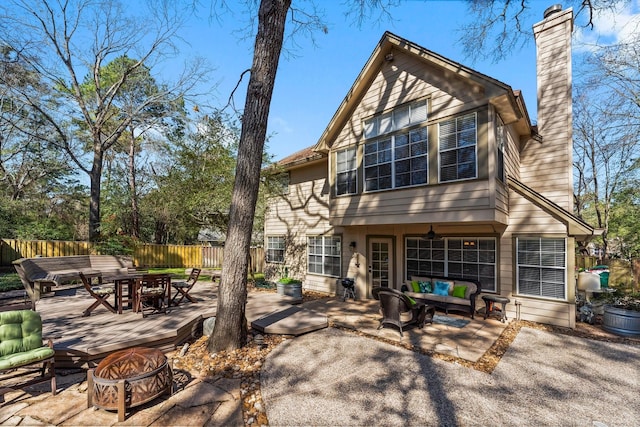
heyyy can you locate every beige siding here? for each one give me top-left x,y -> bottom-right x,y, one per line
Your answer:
332,51 -> 488,153
264,161 -> 337,292
524,9 -> 573,211
332,181 -> 498,226
497,185 -> 576,327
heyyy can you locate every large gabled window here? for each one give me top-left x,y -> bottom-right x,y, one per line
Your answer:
439,112 -> 477,182
516,238 -> 566,300
336,147 -> 357,195
363,100 -> 429,192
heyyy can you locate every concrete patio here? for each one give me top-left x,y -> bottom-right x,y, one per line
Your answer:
0,288 -> 510,425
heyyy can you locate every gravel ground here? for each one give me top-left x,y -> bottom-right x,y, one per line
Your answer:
261,327 -> 640,426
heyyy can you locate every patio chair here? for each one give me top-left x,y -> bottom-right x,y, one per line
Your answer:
136,274 -> 170,317
372,287 -> 426,337
0,310 -> 56,402
79,273 -> 116,317
171,268 -> 201,306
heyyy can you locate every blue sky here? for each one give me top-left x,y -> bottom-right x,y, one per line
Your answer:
174,0 -> 640,161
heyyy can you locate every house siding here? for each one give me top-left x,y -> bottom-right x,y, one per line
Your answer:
264,161 -> 338,293
265,20 -> 587,329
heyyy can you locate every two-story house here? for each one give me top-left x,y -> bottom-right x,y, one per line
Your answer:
264,7 -> 596,328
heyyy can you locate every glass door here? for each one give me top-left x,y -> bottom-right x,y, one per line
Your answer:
368,237 -> 393,296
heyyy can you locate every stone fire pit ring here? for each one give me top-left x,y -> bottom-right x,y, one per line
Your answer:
87,347 -> 173,421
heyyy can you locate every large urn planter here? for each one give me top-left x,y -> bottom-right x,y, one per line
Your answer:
602,305 -> 640,337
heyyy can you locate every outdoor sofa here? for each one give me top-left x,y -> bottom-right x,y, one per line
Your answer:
402,275 -> 482,319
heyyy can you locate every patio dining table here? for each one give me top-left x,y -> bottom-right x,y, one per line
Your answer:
103,273 -> 172,314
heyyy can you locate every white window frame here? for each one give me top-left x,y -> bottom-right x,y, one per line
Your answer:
266,236 -> 285,264
307,235 -> 341,277
364,99 -> 427,139
516,237 -> 567,300
364,127 -> 428,192
438,112 -> 478,183
336,146 -> 357,196
405,236 -> 497,292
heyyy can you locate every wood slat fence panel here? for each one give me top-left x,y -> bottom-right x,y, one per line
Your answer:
1,239 -> 264,271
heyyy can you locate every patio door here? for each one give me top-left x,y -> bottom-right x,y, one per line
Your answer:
368,237 -> 393,296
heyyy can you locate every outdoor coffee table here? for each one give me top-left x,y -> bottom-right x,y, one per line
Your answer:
413,300 -> 435,327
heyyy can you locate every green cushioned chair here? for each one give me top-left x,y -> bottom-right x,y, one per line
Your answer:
0,310 -> 56,401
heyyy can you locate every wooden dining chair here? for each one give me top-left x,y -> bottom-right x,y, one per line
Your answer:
79,273 -> 116,317
171,268 -> 201,306
136,274 -> 170,317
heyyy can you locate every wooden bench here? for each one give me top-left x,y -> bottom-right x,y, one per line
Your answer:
13,255 -> 133,309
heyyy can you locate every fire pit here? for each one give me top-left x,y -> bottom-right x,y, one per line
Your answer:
87,347 -> 173,421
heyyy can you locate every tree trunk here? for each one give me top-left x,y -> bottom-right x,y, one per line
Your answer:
89,147 -> 104,241
128,127 -> 140,238
208,0 -> 291,352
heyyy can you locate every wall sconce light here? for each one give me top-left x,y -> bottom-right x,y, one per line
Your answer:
349,241 -> 357,252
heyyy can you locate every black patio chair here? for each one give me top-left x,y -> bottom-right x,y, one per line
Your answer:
372,287 -> 427,337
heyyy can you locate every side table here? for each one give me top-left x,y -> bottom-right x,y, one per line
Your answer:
482,295 -> 510,323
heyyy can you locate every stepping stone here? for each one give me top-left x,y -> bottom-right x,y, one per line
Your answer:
251,306 -> 328,336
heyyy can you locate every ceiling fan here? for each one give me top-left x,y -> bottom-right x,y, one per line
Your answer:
422,224 -> 441,240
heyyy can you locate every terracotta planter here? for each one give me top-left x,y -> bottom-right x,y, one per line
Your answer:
602,305 -> 640,337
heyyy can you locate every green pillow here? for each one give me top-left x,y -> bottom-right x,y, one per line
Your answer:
411,280 -> 420,292
452,285 -> 467,298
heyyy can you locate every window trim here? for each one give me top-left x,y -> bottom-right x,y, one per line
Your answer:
265,236 -> 285,264
307,235 -> 342,278
515,237 -> 567,301
335,146 -> 357,196
404,236 -> 497,292
363,126 -> 429,192
438,112 -> 478,183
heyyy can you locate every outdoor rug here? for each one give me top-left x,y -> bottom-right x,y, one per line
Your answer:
432,314 -> 469,328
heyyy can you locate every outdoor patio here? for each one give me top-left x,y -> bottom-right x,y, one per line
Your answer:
8,280 -> 509,368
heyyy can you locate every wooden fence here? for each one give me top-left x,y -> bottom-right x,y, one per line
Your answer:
0,239 -> 264,272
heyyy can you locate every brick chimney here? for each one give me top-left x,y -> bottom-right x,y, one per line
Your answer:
525,5 -> 574,211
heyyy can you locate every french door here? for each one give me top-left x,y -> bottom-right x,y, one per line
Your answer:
368,237 -> 393,297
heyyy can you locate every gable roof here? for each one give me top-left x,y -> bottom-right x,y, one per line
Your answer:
508,177 -> 600,239
314,31 -> 534,153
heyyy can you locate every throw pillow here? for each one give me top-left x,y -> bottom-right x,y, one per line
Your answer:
411,280 -> 420,292
419,281 -> 432,293
434,281 -> 450,296
452,285 -> 467,298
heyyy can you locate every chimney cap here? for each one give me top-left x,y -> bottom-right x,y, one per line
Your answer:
543,4 -> 563,19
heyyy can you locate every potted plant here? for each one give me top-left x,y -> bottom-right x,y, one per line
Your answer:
595,290 -> 640,337
276,267 -> 303,300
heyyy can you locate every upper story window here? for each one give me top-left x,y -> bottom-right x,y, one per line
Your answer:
362,100 -> 429,192
363,99 -> 428,139
336,147 -> 357,195
439,112 -> 477,182
496,117 -> 506,183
